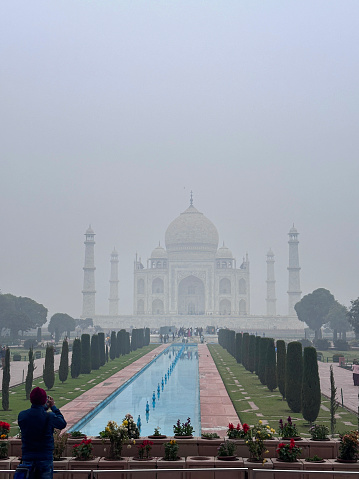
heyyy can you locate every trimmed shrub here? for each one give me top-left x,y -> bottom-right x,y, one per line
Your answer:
110,331 -> 116,360
332,354 -> 342,363
118,329 -> 127,356
43,344 -> 55,390
144,328 -> 150,346
105,344 -> 109,362
235,333 -> 242,364
314,338 -> 330,351
125,332 -> 131,354
248,335 -> 256,373
58,340 -> 69,383
98,332 -> 106,366
299,339 -> 312,348
116,331 -> 122,356
276,340 -> 286,399
255,336 -> 261,375
333,339 -> 350,351
2,348 -> 10,411
258,338 -> 270,385
25,348 -> 35,399
80,334 -> 91,374
265,338 -> 277,391
302,346 -> 321,424
71,338 -> 81,378
286,341 -> 303,413
242,333 -> 250,370
23,339 -> 38,349
91,334 -> 100,370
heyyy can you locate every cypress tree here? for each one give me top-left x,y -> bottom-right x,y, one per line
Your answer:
71,338 -> 81,378
330,365 -> 338,437
258,338 -> 269,385
235,333 -> 242,364
37,327 -> 42,342
286,341 -> 303,413
302,346 -> 321,424
110,331 -> 116,360
80,334 -> 91,374
125,332 -> 131,353
43,344 -> 55,390
91,334 -> 100,370
242,333 -> 250,370
98,332 -> 106,366
25,348 -> 35,399
105,344 -> 109,362
229,330 -> 236,358
265,338 -> 277,391
119,329 -> 127,355
255,336 -> 261,376
277,340 -> 286,400
248,335 -> 256,373
145,328 -> 150,346
59,340 -> 69,383
2,348 -> 10,411
116,331 -> 121,357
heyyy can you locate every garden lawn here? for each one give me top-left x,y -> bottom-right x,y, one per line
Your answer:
209,344 -> 358,438
0,344 -> 159,436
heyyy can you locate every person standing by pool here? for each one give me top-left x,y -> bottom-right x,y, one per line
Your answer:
352,361 -> 359,386
18,387 -> 67,479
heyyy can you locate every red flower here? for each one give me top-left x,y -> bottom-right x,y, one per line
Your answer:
242,423 -> 250,434
228,423 -> 234,430
236,424 -> 240,430
276,443 -> 285,453
289,439 -> 295,450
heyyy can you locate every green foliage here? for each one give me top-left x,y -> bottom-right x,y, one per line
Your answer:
71,338 -> 82,378
91,334 -> 100,370
98,332 -> 106,366
235,333 -> 242,364
131,329 -> 145,352
116,331 -> 121,357
110,331 -> 116,360
254,336 -> 261,375
144,328 -> 150,346
276,340 -> 286,399
43,344 -> 55,390
295,288 -> 335,339
286,341 -> 303,413
125,332 -> 131,354
59,340 -> 69,383
242,333 -> 250,370
23,339 -> 37,349
258,337 -> 269,385
0,294 -> 47,338
265,338 -> 277,391
25,348 -> 35,399
333,339 -> 350,351
347,297 -> 359,339
2,348 -> 10,410
302,347 -> 321,424
313,338 -> 330,350
81,334 -> 91,374
327,301 -> 351,339
248,335 -> 256,373
48,313 -> 75,342
37,327 -> 42,342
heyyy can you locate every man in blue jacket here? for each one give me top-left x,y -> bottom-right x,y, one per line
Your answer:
18,387 -> 67,479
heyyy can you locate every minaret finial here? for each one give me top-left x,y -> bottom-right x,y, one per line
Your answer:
190,190 -> 193,206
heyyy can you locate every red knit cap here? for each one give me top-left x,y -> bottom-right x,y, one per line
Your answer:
30,387 -> 47,405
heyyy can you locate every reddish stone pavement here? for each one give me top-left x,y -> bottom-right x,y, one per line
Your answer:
60,342 -> 240,435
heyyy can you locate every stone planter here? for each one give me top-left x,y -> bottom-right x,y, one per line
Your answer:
271,458 -> 303,479
276,438 -> 309,459
89,438 -> 109,458
186,456 -> 215,479
308,439 -> 338,459
329,458 -> 359,479
231,440 -> 247,458
157,456 -> 186,479
143,437 -> 167,458
8,439 -> 22,458
198,438 -> 223,456
169,437 -> 198,458
53,457 -> 70,479
243,457 -> 273,479
302,458 -> 333,479
127,456 -> 157,479
0,457 -> 16,479
214,456 -> 245,479
264,439 -> 280,458
68,457 -> 99,479
98,456 -> 128,479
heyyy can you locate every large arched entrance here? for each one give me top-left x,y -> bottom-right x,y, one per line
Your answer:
178,275 -> 205,315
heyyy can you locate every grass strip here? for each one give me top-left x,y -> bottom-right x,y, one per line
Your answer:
1,344 -> 159,435
208,344 -> 358,437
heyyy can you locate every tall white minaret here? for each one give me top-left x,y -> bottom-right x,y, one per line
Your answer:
287,225 -> 302,316
109,248 -> 119,316
82,225 -> 96,318
266,248 -> 276,316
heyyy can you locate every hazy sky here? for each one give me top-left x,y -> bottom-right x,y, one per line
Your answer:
1,1 -> 359,321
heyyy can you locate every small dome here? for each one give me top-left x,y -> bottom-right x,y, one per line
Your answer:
151,245 -> 168,258
289,225 -> 298,234
216,244 -> 233,258
267,248 -> 274,256
85,225 -> 95,235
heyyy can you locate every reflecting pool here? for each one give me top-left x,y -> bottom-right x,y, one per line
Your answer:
74,344 -> 200,437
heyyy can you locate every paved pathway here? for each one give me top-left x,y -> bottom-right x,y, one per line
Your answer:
318,361 -> 359,415
0,354 -> 64,387
198,343 -> 239,435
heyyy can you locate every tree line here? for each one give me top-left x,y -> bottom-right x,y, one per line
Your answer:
218,329 -> 321,424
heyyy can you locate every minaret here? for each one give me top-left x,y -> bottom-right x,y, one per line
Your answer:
266,248 -> 276,316
109,248 -> 119,316
287,225 -> 302,316
82,225 -> 96,318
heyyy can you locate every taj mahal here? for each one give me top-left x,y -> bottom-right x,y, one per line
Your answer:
82,196 -> 304,333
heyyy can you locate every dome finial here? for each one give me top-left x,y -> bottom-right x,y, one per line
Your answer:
190,190 -> 193,206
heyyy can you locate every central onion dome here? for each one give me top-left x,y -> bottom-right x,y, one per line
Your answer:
165,204 -> 219,254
